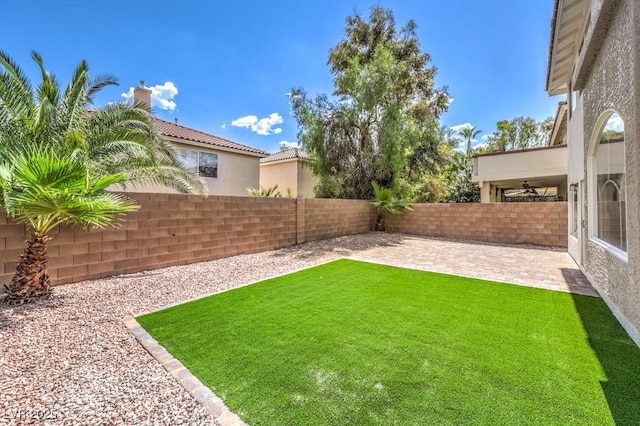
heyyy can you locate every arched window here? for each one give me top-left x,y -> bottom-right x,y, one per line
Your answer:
589,112 -> 626,252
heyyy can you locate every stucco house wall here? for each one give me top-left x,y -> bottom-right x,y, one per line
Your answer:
296,162 -> 316,198
120,140 -> 262,196
259,149 -> 318,198
260,160 -> 298,196
578,0 -> 640,340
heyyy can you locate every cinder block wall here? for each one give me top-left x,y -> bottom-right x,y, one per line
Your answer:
1,196 -> 566,288
384,202 -> 567,248
1,194 -> 298,286
300,198 -> 375,243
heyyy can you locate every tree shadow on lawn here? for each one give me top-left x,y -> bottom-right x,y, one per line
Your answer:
269,232 -> 409,260
570,288 -> 640,425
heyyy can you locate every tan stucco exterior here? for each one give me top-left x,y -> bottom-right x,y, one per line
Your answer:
550,0 -> 640,345
473,145 -> 568,203
259,158 -> 316,198
115,140 -> 262,196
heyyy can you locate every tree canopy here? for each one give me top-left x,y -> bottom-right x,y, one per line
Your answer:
290,6 -> 449,199
480,116 -> 554,153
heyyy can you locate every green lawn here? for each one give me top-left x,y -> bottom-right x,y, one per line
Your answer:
137,259 -> 640,425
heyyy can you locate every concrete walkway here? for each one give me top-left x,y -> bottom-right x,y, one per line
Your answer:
345,234 -> 597,297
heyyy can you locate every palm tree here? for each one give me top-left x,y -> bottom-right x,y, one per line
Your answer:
458,125 -> 481,153
0,51 -> 206,194
371,182 -> 412,231
0,147 -> 138,302
0,51 -> 206,303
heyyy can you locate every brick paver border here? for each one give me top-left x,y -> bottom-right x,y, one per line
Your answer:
124,317 -> 247,426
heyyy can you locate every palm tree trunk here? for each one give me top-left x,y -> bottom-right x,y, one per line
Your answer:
375,212 -> 385,231
3,235 -> 51,304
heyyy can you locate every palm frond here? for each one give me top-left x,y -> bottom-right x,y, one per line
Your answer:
1,146 -> 137,234
86,73 -> 119,101
31,51 -> 60,107
0,50 -> 34,115
371,181 -> 412,214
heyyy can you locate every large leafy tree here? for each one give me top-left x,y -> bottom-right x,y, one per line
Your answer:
0,51 -> 205,303
290,7 -> 449,199
442,152 -> 480,203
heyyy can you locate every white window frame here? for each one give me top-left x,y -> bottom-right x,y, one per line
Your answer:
176,148 -> 218,179
586,110 -> 627,260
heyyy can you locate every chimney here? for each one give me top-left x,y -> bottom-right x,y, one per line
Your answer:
133,80 -> 152,108
279,142 -> 289,152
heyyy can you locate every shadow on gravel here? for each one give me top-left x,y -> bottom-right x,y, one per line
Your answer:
270,232 -> 410,261
0,293 -> 67,332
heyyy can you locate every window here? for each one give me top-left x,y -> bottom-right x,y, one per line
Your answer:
198,152 -> 218,178
589,112 -> 626,252
176,149 -> 218,178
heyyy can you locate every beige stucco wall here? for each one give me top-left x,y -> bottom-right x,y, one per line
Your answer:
579,0 -> 640,343
473,146 -> 567,183
260,159 -> 317,198
114,141 -> 261,196
260,160 -> 298,196
473,146 -> 567,203
296,162 -> 316,198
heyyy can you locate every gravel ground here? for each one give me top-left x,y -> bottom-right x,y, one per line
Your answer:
1,233 -> 401,425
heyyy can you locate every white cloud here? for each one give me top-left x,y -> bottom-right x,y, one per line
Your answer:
122,81 -> 179,111
279,141 -> 299,149
606,114 -> 624,132
221,123 -> 227,129
231,112 -> 284,136
231,115 -> 258,127
447,96 -> 454,105
449,122 -> 473,134
481,134 -> 491,141
473,142 -> 488,151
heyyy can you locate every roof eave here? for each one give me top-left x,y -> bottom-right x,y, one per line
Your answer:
163,136 -> 268,157
545,0 -> 562,93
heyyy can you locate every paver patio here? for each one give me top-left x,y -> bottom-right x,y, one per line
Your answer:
348,235 -> 596,296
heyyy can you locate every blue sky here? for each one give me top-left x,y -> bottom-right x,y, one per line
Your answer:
4,0 -> 559,153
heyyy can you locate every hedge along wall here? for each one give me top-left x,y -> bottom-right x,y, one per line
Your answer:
0,194 -> 374,287
383,202 -> 568,248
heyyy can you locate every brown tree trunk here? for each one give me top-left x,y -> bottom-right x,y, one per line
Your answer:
3,234 -> 51,304
375,213 -> 385,231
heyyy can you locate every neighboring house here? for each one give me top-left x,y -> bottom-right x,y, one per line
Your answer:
547,0 -> 640,345
259,146 -> 317,198
119,82 -> 268,196
472,101 -> 568,203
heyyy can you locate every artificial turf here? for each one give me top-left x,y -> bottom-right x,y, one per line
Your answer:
137,259 -> 640,425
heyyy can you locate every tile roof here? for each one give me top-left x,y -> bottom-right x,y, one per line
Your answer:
153,118 -> 269,156
260,148 -> 311,164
